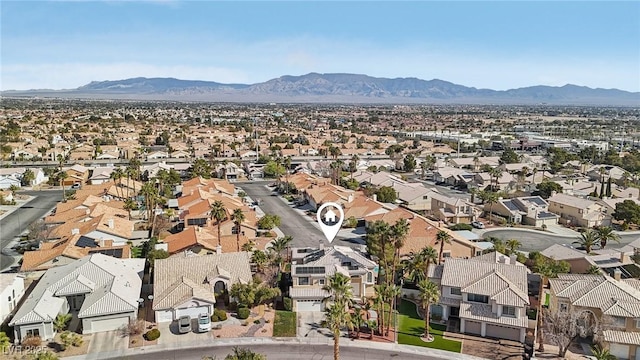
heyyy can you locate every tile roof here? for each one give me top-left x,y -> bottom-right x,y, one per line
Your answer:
289,287 -> 329,299
11,254 -> 144,326
459,302 -> 529,327
602,330 -> 640,346
153,252 -> 252,311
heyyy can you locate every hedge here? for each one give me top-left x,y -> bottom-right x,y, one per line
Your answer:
237,307 -> 250,320
144,329 -> 161,341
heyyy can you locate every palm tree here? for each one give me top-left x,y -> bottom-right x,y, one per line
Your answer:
322,272 -> 353,306
58,171 -> 68,201
209,200 -> 227,246
123,198 -> 136,220
251,250 -> 268,273
269,235 -> 293,270
488,167 -> 503,191
435,230 -> 451,265
231,208 -> 246,252
349,308 -> 365,339
594,226 -> 620,249
418,279 -> 440,341
506,239 -> 522,255
323,302 -> 351,360
590,345 -> 617,360
586,265 -> 602,275
241,240 -> 256,252
574,229 -> 598,254
349,154 -> 359,179
490,238 -> 507,254
403,246 -> 438,283
485,191 -> 499,224
283,156 -> 292,194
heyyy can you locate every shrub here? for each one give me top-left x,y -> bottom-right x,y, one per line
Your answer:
448,223 -> 473,231
283,297 -> 292,311
120,319 -> 145,337
253,319 -> 261,324
22,335 -> 42,347
54,314 -> 72,332
211,309 -> 228,322
344,216 -> 358,228
144,329 -> 161,341
237,307 -> 250,320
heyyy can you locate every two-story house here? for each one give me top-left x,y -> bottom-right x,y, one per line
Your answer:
429,253 -> 531,342
488,196 -> 559,227
430,192 -> 478,225
289,245 -> 378,312
548,273 -> 640,360
0,274 -> 26,323
548,193 -> 611,228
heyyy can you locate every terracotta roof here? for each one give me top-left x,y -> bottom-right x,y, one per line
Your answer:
163,226 -> 253,254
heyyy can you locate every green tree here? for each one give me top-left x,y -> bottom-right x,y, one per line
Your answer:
0,331 -> 10,352
349,155 -> 359,179
322,273 -> 353,307
534,180 -> 563,199
223,346 -> 267,360
605,177 -> 612,197
506,239 -> 522,255
403,154 -> 416,172
257,214 -> 281,230
231,208 -> 246,252
499,148 -> 520,164
53,313 -> 72,332
269,235 -> 292,270
573,229 -> 598,254
210,201 -> 227,246
322,297 -> 351,360
32,351 -> 60,360
187,158 -> 212,179
594,226 -> 620,249
21,169 -> 35,186
435,230 -> 451,265
263,160 -> 285,178
590,345 -> 617,360
229,279 -> 281,308
484,191 -> 499,224
58,171 -> 68,201
403,246 -> 438,283
375,186 -> 397,203
251,250 -> 269,273
418,279 -> 440,340
613,199 -> 640,225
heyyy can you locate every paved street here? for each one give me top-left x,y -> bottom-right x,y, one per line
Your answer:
482,228 -> 639,252
116,344 -> 452,360
0,190 -> 61,270
238,182 -> 363,249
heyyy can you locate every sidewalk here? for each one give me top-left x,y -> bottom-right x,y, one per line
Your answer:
64,336 -> 484,360
0,194 -> 36,222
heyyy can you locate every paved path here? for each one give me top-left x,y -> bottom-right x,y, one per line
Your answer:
0,190 -> 61,271
66,337 -> 484,360
238,182 -> 363,249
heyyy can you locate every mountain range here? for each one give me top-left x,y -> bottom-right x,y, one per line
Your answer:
3,73 -> 639,105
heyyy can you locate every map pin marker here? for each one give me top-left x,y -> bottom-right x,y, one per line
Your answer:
317,202 -> 344,244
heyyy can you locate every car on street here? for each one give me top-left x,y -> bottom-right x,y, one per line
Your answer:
471,220 -> 485,229
178,315 -> 191,334
198,313 -> 211,332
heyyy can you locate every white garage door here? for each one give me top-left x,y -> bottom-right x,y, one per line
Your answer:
610,343 -> 630,360
486,324 -> 521,342
89,316 -> 130,333
465,320 -> 482,335
296,300 -> 324,312
176,306 -> 209,319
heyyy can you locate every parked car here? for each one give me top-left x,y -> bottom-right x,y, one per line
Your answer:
471,220 -> 485,229
178,315 -> 191,334
198,313 -> 211,332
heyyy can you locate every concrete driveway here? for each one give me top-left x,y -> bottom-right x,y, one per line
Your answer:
298,311 -> 338,339
157,319 -> 214,345
87,330 -> 129,354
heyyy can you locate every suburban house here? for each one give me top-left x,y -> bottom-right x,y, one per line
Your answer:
10,254 -> 145,342
157,226 -> 270,255
88,167 -> 114,185
394,182 -> 436,212
61,164 -> 90,187
548,193 -> 611,228
289,245 -> 378,312
0,273 -> 26,324
541,244 -> 640,277
215,162 -> 246,181
488,196 -> 559,226
0,167 -> 47,189
152,252 -> 252,322
428,253 -> 531,342
548,274 -> 640,360
430,192 -> 477,224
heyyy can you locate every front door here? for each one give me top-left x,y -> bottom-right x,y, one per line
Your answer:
450,306 -> 460,318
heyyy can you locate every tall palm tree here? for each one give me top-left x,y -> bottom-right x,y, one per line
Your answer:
574,229 -> 598,254
435,230 -> 451,265
251,250 -> 268,273
418,279 -> 440,340
110,168 -> 123,199
231,208 -> 246,252
594,226 -> 620,249
403,246 -> 438,283
485,191 -> 499,224
322,272 -> 353,306
270,235 -> 293,270
489,167 -> 503,191
506,239 -> 522,255
323,302 -> 351,360
283,156 -> 292,194
209,200 -> 227,246
349,154 -> 359,179
58,171 -> 68,201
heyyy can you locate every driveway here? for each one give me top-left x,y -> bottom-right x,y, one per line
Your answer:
87,330 -> 129,356
297,311 -> 335,339
157,319 -> 214,346
239,182 -> 364,249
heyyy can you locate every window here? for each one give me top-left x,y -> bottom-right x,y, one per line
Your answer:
298,277 -> 309,286
26,329 -> 40,337
467,293 -> 489,304
318,279 -> 325,285
503,306 -> 516,317
7,296 -> 11,302
612,316 -> 626,328
442,252 -> 451,258
450,287 -> 462,296
559,303 -> 568,312
366,272 -> 373,283
423,195 -> 429,200
635,318 -> 640,329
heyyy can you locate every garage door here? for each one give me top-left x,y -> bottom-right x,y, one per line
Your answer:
635,345 -> 639,360
465,320 -> 482,335
486,324 -> 521,342
610,343 -> 630,360
296,300 -> 324,312
176,306 -> 209,319
89,316 -> 130,333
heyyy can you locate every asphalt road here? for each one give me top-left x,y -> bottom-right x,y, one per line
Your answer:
238,182 -> 362,249
482,228 -> 640,252
0,190 -> 61,270
118,344 -> 442,360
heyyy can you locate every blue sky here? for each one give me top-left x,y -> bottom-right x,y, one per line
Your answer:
2,1 -> 639,91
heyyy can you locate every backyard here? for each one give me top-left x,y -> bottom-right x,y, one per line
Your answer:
397,299 -> 461,353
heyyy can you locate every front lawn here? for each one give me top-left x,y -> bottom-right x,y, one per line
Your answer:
397,300 -> 461,353
273,310 -> 296,337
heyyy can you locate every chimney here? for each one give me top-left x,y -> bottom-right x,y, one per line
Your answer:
620,252 -> 629,264
107,218 -> 114,229
319,240 -> 325,250
613,268 -> 622,281
216,244 -> 222,255
71,228 -> 80,235
510,254 -> 518,264
372,194 -> 377,202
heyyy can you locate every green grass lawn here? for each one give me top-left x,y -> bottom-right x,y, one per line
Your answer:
273,310 -> 296,337
397,299 -> 461,353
